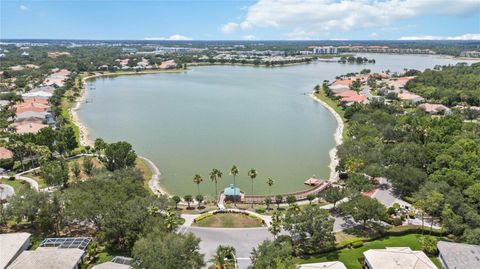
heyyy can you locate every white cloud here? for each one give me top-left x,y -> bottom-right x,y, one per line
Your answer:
221,22 -> 239,34
234,0 -> 479,39
144,35 -> 192,41
369,32 -> 379,38
285,28 -> 316,40
399,33 -> 480,40
19,5 -> 28,11
242,35 -> 256,40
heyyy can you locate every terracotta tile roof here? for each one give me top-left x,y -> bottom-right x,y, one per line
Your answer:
12,122 -> 48,134
0,147 -> 13,159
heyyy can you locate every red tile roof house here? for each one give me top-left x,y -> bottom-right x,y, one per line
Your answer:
332,79 -> 354,86
0,147 -> 13,160
334,90 -> 368,106
12,122 -> 48,134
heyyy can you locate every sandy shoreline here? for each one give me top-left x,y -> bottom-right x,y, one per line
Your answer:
309,93 -> 344,183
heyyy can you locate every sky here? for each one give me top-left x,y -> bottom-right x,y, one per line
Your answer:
1,0 -> 479,40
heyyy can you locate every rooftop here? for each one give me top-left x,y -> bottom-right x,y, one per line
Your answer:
7,247 -> 84,269
224,184 -> 241,196
299,261 -> 347,269
0,146 -> 13,160
437,241 -> 480,269
0,232 -> 31,269
364,247 -> 438,269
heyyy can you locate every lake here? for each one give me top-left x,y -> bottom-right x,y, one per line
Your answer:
78,54 -> 478,197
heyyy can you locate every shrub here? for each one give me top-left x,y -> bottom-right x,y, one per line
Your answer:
393,217 -> 403,226
387,207 -> 396,215
193,213 -> 213,223
351,241 -> 364,248
255,208 -> 266,214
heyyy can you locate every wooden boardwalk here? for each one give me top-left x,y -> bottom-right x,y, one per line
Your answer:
242,181 -> 331,204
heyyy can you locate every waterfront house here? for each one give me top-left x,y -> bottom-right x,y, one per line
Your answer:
437,241 -> 480,269
0,233 -> 32,269
92,256 -> 133,269
363,247 -> 437,269
12,121 -> 48,134
329,84 -> 350,94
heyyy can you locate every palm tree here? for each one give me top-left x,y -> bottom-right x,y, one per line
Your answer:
210,245 -> 236,269
163,208 -> 179,232
267,177 -> 274,197
210,168 -> 223,201
247,168 -> 258,208
230,165 -> 239,207
193,174 -> 203,196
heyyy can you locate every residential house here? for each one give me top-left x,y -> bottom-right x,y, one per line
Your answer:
419,103 -> 452,115
437,241 -> 480,269
398,92 -> 424,104
22,90 -> 53,99
7,247 -> 84,269
0,233 -> 32,269
363,247 -> 438,269
12,121 -> 48,134
329,84 -> 350,94
48,51 -> 71,58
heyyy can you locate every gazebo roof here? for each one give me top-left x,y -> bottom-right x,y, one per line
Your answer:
224,184 -> 241,196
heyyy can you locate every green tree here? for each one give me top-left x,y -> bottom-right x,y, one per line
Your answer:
132,227 -> 205,269
230,165 -> 239,207
275,195 -> 283,210
306,194 -> 316,205
267,177 -> 274,197
94,138 -> 107,153
419,236 -> 438,255
193,174 -> 203,196
210,245 -> 236,269
286,195 -> 296,206
283,205 -> 335,254
172,195 -> 181,210
248,168 -> 258,208
345,174 -> 373,196
41,160 -> 69,187
82,156 -> 94,176
265,197 -> 272,211
339,196 -> 387,227
184,195 -> 193,209
101,141 -> 137,171
195,194 -> 204,209
268,211 -> 283,239
320,186 -> 346,210
210,168 -> 222,200
70,161 -> 81,181
250,240 -> 295,269
7,188 -> 47,226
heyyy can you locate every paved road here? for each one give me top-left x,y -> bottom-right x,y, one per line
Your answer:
187,226 -> 273,269
0,184 -> 14,200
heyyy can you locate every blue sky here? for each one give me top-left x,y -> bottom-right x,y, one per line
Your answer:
1,0 -> 479,40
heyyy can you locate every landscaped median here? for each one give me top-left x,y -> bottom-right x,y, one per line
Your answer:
193,210 -> 265,228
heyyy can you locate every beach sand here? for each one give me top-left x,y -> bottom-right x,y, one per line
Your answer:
309,93 -> 344,183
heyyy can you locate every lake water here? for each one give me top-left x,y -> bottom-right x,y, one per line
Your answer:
78,54 -> 478,197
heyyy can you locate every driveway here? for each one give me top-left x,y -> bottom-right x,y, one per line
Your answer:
187,226 -> 273,269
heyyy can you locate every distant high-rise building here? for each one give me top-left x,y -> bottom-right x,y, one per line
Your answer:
312,46 -> 338,54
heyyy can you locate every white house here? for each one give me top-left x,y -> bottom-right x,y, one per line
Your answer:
364,247 -> 438,269
0,233 -> 32,269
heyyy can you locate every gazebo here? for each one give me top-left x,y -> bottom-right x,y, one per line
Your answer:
223,184 -> 242,202
304,177 -> 322,186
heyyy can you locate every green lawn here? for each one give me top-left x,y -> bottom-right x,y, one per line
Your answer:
0,178 -> 29,192
298,234 -> 443,269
